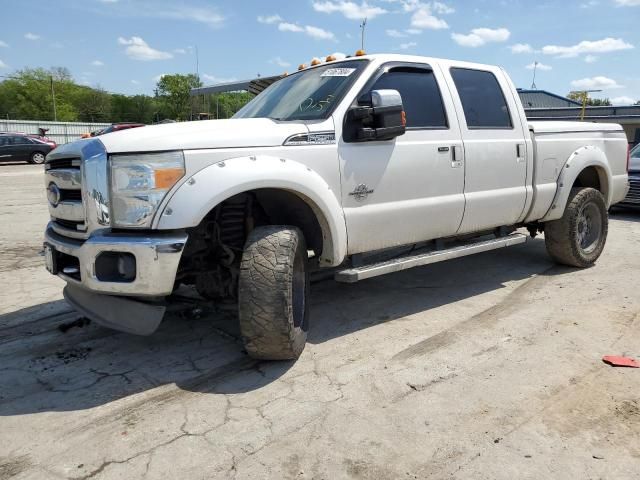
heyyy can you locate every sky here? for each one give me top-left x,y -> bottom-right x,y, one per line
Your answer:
0,0 -> 638,104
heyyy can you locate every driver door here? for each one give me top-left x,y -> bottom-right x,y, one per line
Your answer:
338,64 -> 466,255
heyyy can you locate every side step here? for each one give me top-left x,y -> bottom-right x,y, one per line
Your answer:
335,233 -> 528,283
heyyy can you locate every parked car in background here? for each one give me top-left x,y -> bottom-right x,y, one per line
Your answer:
0,133 -> 56,164
620,144 -> 640,206
81,123 -> 145,138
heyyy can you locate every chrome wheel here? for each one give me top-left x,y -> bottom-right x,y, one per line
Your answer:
576,202 -> 602,254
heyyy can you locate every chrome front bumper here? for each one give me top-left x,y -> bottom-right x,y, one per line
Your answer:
44,224 -> 187,297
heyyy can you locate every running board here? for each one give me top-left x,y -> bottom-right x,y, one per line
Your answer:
335,233 -> 528,283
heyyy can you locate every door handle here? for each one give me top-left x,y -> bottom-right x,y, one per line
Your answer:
451,145 -> 463,168
516,144 -> 525,159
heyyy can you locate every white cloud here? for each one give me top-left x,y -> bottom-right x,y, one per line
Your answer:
0,41 -> 8,48
542,37 -> 633,57
387,29 -> 408,38
173,48 -> 187,54
153,74 -> 167,83
270,56 -> 291,68
526,62 -> 552,71
118,36 -> 173,61
91,60 -> 104,66
571,76 -> 623,90
387,28 -> 422,38
0,59 -> 7,69
305,25 -> 336,40
131,79 -> 140,84
257,14 -> 283,24
398,41 -> 418,50
611,96 -> 636,105
452,28 -> 510,47
614,0 -> 640,5
202,74 -> 237,84
510,43 -> 533,53
24,32 -> 40,41
584,54 -> 598,63
155,7 -> 224,28
431,1 -> 455,14
278,22 -> 335,40
411,8 -> 448,29
312,1 -> 387,20
279,22 -> 304,33
580,0 -> 599,7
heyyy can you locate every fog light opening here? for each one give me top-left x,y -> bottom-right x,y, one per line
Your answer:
95,252 -> 136,282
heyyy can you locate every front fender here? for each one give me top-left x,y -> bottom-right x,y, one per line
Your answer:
540,145 -> 612,222
154,155 -> 347,267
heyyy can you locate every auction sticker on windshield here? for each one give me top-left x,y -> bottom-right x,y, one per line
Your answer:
321,68 -> 356,77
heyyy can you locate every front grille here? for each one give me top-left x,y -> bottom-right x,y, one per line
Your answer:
46,156 -> 87,238
53,218 -> 84,230
46,157 -> 80,170
61,189 -> 82,201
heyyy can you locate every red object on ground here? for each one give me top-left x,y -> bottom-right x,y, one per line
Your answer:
602,355 -> 640,368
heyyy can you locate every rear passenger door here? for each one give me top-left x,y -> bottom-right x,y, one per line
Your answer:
441,64 -> 528,233
0,136 -> 12,161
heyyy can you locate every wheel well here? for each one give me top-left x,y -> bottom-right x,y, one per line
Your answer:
572,166 -> 601,191
252,188 -> 324,258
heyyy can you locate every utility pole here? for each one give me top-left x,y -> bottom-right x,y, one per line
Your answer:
360,18 -> 367,51
50,75 -> 58,121
530,61 -> 538,90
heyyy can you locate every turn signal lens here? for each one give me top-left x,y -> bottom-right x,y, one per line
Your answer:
355,49 -> 366,56
155,167 -> 185,189
401,111 -> 406,127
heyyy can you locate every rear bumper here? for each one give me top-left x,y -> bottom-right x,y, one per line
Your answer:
44,224 -> 187,297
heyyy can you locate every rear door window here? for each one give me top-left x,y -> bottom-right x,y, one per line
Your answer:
450,68 -> 512,129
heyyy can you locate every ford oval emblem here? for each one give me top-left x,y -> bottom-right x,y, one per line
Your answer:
47,183 -> 61,208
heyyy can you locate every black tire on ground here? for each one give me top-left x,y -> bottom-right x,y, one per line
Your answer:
238,225 -> 310,360
29,151 -> 46,164
544,187 -> 608,268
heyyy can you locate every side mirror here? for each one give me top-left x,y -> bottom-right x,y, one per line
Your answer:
345,89 -> 406,142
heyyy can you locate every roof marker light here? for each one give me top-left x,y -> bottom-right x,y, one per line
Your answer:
355,49 -> 366,56
310,58 -> 322,66
325,54 -> 336,62
298,64 -> 307,70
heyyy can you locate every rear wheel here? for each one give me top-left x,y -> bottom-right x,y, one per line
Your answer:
29,151 -> 46,164
238,226 -> 309,360
544,187 -> 608,267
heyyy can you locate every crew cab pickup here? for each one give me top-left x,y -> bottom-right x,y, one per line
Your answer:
43,54 -> 630,360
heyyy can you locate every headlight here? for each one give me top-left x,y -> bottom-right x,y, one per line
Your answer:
110,151 -> 185,228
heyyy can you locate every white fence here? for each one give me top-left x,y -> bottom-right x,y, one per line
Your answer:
0,119 -> 110,145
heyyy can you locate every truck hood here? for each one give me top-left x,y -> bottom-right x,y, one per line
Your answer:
96,118 -> 309,153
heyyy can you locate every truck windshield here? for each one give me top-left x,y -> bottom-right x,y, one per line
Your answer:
234,59 -> 367,121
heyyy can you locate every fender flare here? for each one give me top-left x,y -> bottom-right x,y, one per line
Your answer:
540,145 -> 612,222
154,155 -> 347,266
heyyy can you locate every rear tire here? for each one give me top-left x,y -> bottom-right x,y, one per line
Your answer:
238,226 -> 309,360
544,187 -> 608,267
29,151 -> 46,164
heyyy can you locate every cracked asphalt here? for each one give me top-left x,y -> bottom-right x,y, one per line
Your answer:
1,163 -> 640,479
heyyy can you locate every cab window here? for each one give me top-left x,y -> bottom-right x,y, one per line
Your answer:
450,68 -> 512,129
371,67 -> 448,129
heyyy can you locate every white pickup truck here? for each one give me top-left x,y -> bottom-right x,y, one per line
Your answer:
43,54 -> 630,360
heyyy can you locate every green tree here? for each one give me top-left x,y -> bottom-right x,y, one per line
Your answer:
567,92 -> 611,106
155,74 -> 202,120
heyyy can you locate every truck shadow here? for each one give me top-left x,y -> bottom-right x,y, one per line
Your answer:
0,238 -> 573,416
